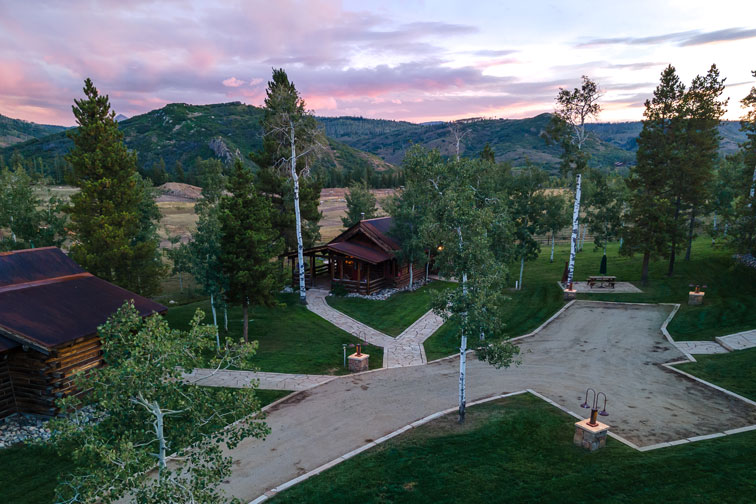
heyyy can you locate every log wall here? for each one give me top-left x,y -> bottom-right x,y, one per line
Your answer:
0,355 -> 15,419
4,335 -> 103,417
393,264 -> 427,289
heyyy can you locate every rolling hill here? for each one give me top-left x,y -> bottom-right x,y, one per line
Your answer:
320,115 -> 747,171
0,114 -> 68,148
1,103 -> 747,184
0,102 -> 395,186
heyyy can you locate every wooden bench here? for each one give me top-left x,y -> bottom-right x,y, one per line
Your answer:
587,275 -> 616,288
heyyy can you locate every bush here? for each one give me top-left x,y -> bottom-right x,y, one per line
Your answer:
330,282 -> 349,297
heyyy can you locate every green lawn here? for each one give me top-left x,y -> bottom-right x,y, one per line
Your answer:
326,281 -> 455,336
676,347 -> 756,401
424,239 -> 756,360
0,389 -> 290,504
272,393 -> 756,504
164,293 -> 383,375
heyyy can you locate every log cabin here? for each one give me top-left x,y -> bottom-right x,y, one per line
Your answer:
284,217 -> 426,295
0,247 -> 166,418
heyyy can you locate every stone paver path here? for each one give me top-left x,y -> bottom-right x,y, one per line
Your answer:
184,369 -> 333,391
717,329 -> 756,351
210,300 -> 756,502
305,289 -> 445,368
675,341 -> 729,355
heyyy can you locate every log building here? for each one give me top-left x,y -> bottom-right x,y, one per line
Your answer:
0,247 -> 166,418
285,217 -> 426,295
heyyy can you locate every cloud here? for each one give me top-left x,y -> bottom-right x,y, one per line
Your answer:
222,77 -> 245,87
578,27 -> 756,47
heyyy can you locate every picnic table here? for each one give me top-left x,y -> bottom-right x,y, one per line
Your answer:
587,275 -> 616,288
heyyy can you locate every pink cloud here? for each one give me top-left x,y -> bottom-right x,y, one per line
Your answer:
222,77 -> 245,87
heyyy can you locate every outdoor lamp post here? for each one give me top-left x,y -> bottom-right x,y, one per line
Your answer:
580,387 -> 609,427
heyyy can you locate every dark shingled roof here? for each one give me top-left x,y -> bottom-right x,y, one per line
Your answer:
361,217 -> 400,250
0,248 -> 167,351
327,241 -> 391,265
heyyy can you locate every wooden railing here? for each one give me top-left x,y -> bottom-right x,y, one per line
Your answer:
333,277 -> 387,294
292,264 -> 330,288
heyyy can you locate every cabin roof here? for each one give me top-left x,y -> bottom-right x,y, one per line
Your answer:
0,248 -> 167,352
0,335 -> 19,354
328,241 -> 392,264
327,217 -> 400,254
0,247 -> 84,286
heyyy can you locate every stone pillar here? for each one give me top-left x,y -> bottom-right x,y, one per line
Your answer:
688,291 -> 705,305
573,419 -> 609,452
563,288 -> 577,301
348,353 -> 369,372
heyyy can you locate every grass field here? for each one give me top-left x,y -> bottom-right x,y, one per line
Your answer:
423,239 -> 756,360
271,393 -> 756,504
164,293 -> 383,375
0,389 -> 290,504
676,347 -> 756,401
326,281 -> 455,336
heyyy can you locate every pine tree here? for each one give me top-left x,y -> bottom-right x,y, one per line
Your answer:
252,69 -> 324,304
174,160 -> 185,183
480,143 -> 495,163
680,64 -> 727,261
342,182 -> 377,228
65,79 -> 163,295
219,161 -> 283,343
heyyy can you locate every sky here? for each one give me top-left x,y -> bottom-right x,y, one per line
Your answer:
1,0 -> 755,126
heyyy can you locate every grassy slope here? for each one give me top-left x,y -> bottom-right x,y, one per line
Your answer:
325,281 -> 454,336
164,293 -> 383,375
424,239 -> 756,360
676,347 -> 756,401
0,389 -> 290,504
272,393 -> 756,504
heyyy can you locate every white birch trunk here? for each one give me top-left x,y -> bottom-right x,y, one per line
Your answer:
712,212 -> 717,245
459,271 -> 468,423
518,256 -> 525,290
724,223 -> 729,238
10,215 -> 16,243
550,232 -> 555,262
567,174 -> 582,286
154,403 -> 167,479
426,249 -> 430,282
409,262 -> 413,289
210,293 -> 219,349
749,166 -> 756,204
291,121 -> 307,304
224,305 -> 228,332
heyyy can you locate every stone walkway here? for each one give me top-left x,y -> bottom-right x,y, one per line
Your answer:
717,329 -> 756,351
675,329 -> 756,355
675,341 -> 730,355
184,368 -> 333,391
305,289 -> 445,368
207,300 -> 756,502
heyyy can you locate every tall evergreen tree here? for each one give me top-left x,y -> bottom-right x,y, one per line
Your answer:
253,68 -> 324,304
680,64 -> 727,261
585,170 -> 624,258
730,70 -> 756,255
342,182 -> 377,228
65,79 -> 163,295
219,161 -> 282,343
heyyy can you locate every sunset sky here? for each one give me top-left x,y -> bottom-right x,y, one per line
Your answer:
1,0 -> 755,126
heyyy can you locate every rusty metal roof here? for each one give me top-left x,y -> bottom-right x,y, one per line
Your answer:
0,248 -> 167,352
327,241 -> 391,264
0,247 -> 84,287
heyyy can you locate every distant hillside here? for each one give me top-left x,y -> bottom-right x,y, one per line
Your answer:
585,121 -> 745,155
0,113 -> 68,148
320,115 -> 747,171
319,114 -> 636,171
0,102 -> 396,186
